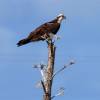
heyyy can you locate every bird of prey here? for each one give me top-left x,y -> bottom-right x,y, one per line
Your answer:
17,14 -> 66,46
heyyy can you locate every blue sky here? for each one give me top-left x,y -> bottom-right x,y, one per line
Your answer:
0,0 -> 100,100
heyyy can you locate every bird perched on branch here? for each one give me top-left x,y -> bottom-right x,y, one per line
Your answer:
17,14 -> 66,46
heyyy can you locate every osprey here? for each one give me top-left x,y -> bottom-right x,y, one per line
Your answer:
17,14 -> 66,46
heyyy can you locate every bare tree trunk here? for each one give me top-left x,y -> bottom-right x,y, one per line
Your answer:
43,42 -> 56,100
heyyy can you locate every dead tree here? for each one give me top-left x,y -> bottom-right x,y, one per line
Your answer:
43,42 -> 56,100
33,41 -> 75,100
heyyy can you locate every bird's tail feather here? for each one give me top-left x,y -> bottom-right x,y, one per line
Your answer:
17,38 -> 30,47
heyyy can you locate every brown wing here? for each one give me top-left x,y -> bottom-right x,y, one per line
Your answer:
17,18 -> 60,46
27,25 -> 46,41
27,22 -> 60,41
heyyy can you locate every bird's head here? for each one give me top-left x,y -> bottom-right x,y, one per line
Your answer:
57,13 -> 66,23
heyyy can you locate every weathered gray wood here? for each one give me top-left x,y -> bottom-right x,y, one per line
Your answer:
43,42 -> 56,100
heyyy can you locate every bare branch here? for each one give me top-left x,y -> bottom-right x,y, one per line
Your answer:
33,63 -> 48,82
35,81 -> 42,88
51,87 -> 65,99
41,80 -> 47,94
53,59 -> 75,78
